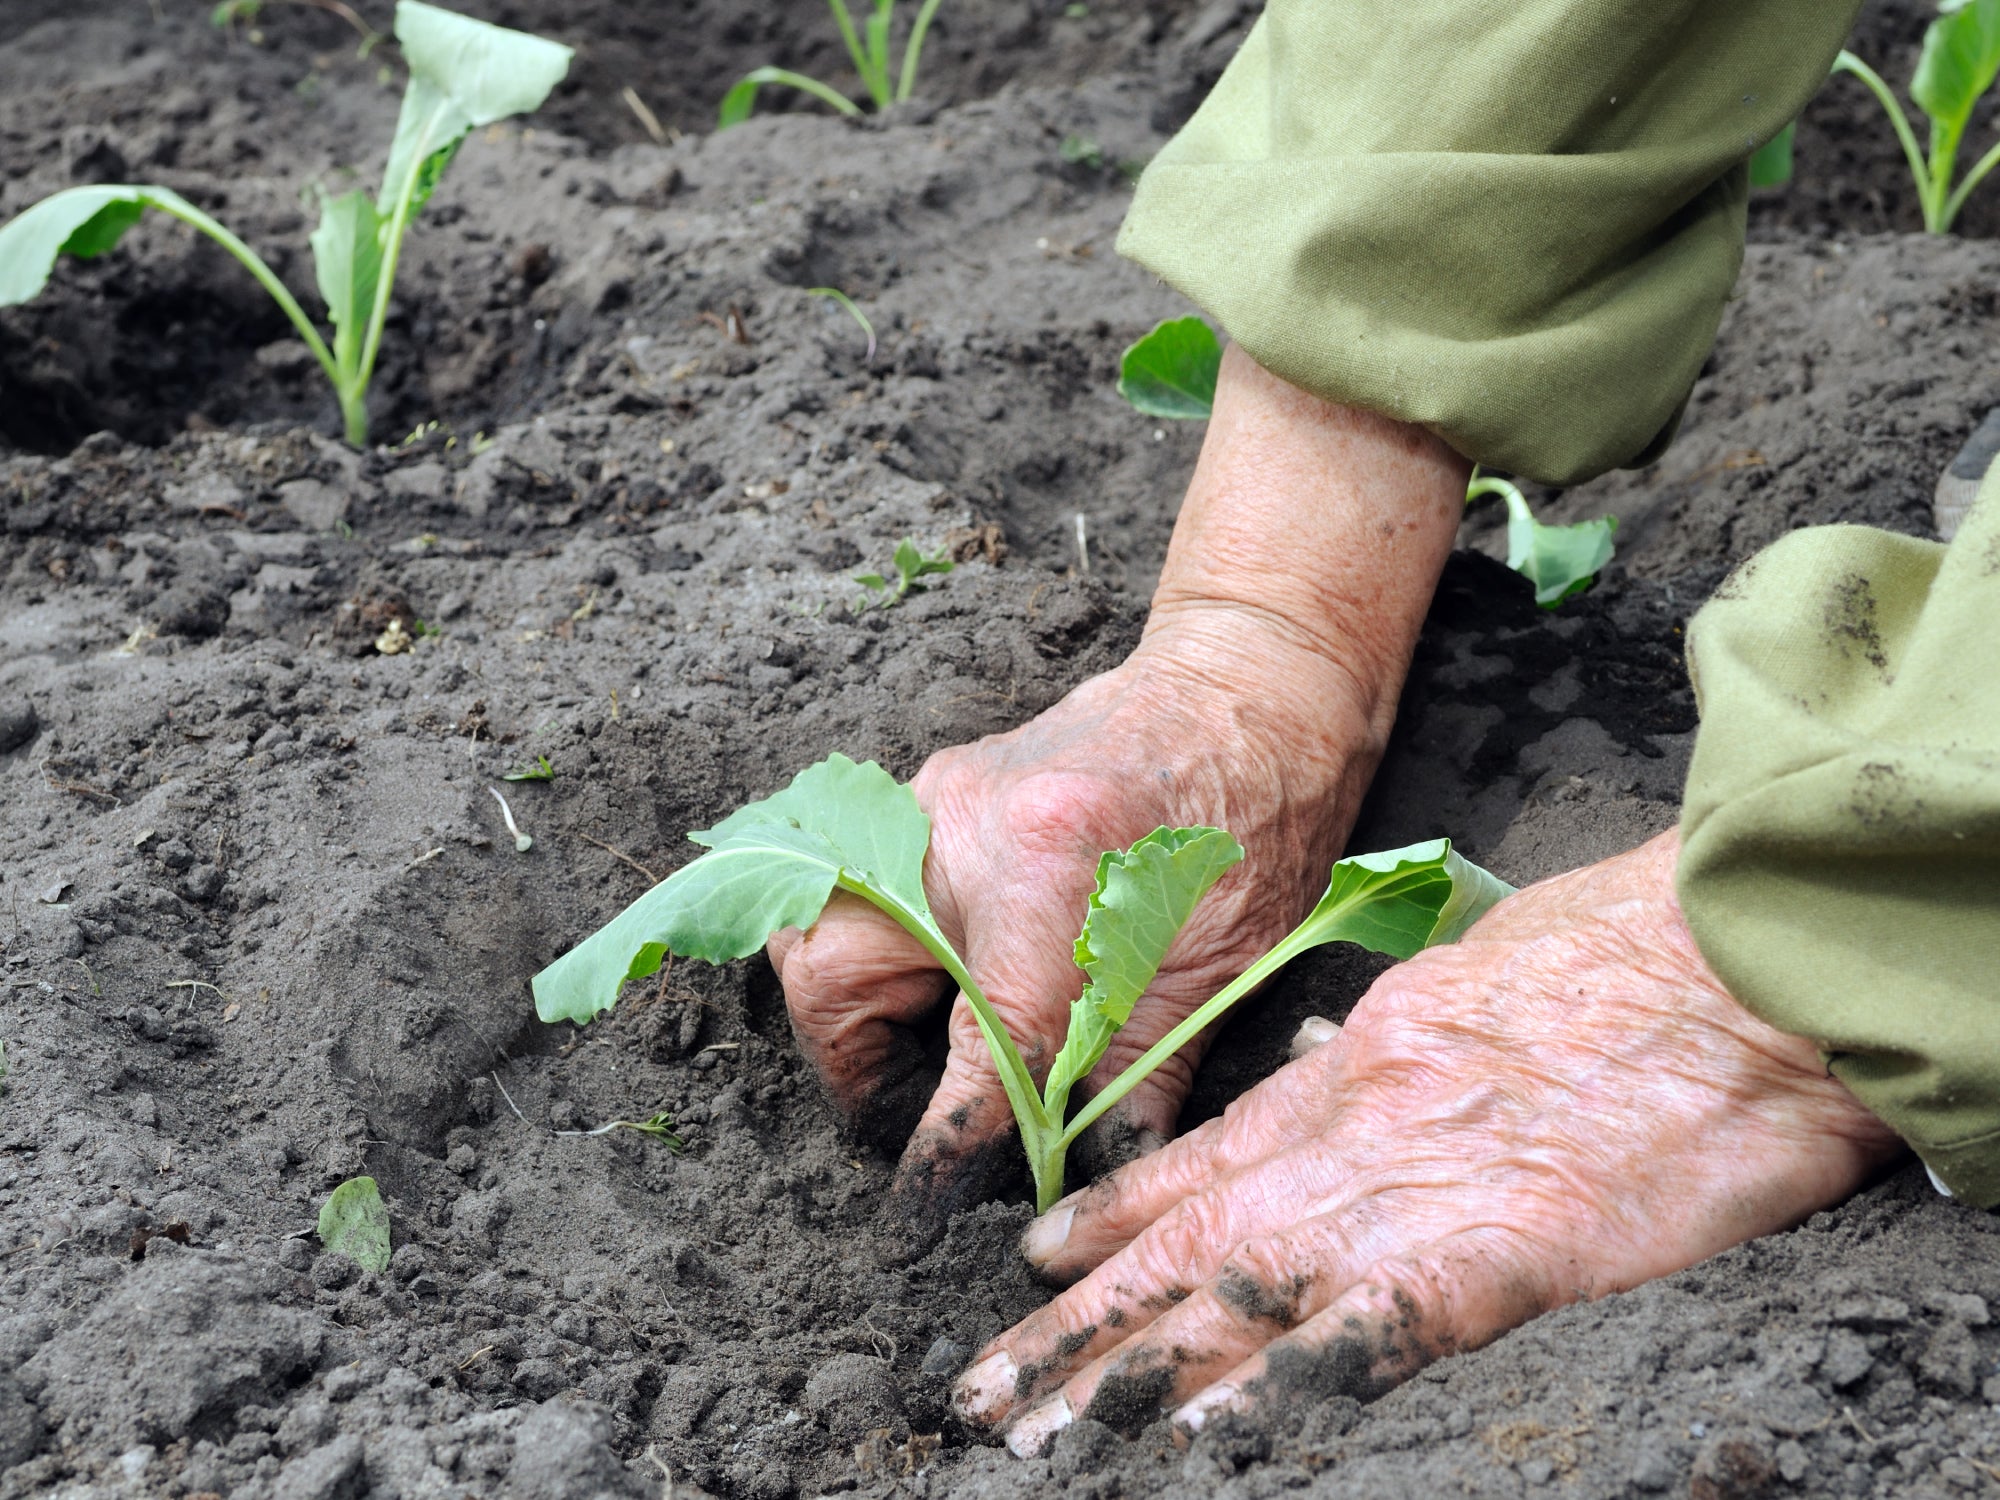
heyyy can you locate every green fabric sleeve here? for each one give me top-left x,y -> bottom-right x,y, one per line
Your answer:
1117,0 -> 1860,487
1678,488 -> 2000,1205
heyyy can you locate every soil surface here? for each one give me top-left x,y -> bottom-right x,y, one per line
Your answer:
3,2 -> 1998,1498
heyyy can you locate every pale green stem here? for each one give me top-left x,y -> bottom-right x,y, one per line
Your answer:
863,0 -> 895,108
1943,134 -> 2000,229
1832,52 -> 1939,232
826,0 -> 886,104
1466,472 -> 1531,528
833,875 -> 1056,1203
897,0 -> 945,101
1057,927 -> 1321,1154
754,68 -> 866,118
349,103 -> 447,445
147,195 -> 340,399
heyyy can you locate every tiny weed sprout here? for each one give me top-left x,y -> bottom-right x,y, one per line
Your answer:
0,2 -> 571,446
557,1111 -> 686,1149
807,286 -> 878,359
503,755 -> 557,783
532,755 -> 1513,1210
719,0 -> 945,128
856,538 -> 954,609
1832,0 -> 2000,234
212,0 -> 385,57
488,785 -> 534,852
318,1175 -> 392,1273
1117,316 -> 1616,608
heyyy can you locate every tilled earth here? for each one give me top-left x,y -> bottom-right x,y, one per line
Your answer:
4,2 -> 2000,1498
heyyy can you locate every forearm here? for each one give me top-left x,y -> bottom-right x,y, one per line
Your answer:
1135,342 -> 1467,792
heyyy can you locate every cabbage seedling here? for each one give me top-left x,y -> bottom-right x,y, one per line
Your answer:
532,754 -> 1512,1210
0,2 -> 571,446
1116,316 -> 1616,609
856,538 -> 953,609
719,0 -> 945,128
1831,0 -> 2000,234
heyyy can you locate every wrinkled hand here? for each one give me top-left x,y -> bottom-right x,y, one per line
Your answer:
768,625 -> 1379,1231
769,350 -> 1470,1243
952,831 -> 1903,1453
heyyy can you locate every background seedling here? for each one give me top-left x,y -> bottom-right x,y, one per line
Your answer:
318,1175 -> 391,1273
555,1111 -> 686,1149
212,0 -> 385,57
0,2 -> 571,445
488,786 -> 534,852
1823,1 -> 2000,233
1116,316 -> 1616,608
502,755 -> 556,783
533,755 -> 1512,1210
855,538 -> 953,609
807,286 -> 877,358
719,0 -> 945,127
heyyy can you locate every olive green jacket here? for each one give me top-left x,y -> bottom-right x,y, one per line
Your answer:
1121,1 -> 2000,1200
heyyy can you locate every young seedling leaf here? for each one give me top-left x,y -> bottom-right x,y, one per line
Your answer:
1468,472 -> 1616,609
1748,120 -> 1796,189
317,1175 -> 392,1273
1117,315 -> 1222,420
1043,826 -> 1243,1112
378,1 -> 573,223
1913,0 -> 2000,129
1288,839 -> 1514,961
0,185 -> 175,306
532,754 -> 940,1024
309,189 -> 383,372
1505,507 -> 1617,609
717,67 -> 864,129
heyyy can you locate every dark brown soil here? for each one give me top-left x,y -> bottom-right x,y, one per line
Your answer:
3,2 -> 1999,1499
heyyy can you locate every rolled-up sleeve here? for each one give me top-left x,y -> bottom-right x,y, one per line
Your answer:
1118,0 -> 1860,485
1678,488 -> 2000,1204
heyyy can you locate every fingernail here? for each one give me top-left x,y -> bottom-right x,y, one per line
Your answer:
1005,1393 -> 1074,1457
952,1350 -> 1018,1424
1134,1128 -> 1169,1156
1173,1382 -> 1242,1436
1289,1015 -> 1340,1058
1021,1202 -> 1075,1265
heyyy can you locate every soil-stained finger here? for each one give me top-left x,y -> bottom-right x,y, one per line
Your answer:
1173,1230 -> 1555,1437
998,1214 -> 1374,1454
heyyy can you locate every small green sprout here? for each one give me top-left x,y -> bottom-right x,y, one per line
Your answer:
807,286 -> 877,359
1748,121 -> 1796,189
1059,135 -> 1106,170
557,1111 -> 685,1149
488,785 -> 534,852
0,2 -> 571,445
533,755 -> 1512,1210
318,1175 -> 391,1273
1825,2 -> 2000,233
855,538 -> 954,609
502,755 -> 557,783
718,0 -> 945,128
1115,315 -> 1616,609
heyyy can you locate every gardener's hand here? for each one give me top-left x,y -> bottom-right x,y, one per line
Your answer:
768,347 -> 1468,1239
952,831 -> 1903,1452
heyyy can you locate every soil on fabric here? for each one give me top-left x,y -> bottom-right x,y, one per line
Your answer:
2,2 -> 1998,1498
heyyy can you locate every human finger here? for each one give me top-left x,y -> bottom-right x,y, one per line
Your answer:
1172,1231 -> 1553,1438
772,892 -> 952,1140
1020,1036 -> 1352,1284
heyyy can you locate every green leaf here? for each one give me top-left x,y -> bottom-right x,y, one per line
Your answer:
532,754 -> 941,1024
718,75 -> 763,128
1117,315 -> 1221,420
1914,0 -> 2000,131
1044,826 -> 1243,1109
1287,839 -> 1514,963
317,1175 -> 391,1273
378,0 -> 573,219
1469,473 -> 1616,609
0,185 -> 184,306
1749,120 -> 1796,189
309,189 -> 382,374
1506,507 -> 1617,609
